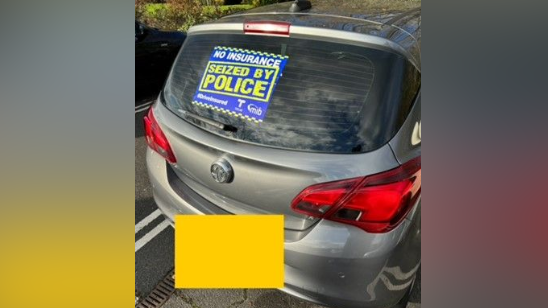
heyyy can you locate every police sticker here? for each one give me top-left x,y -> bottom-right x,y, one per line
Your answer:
192,46 -> 289,123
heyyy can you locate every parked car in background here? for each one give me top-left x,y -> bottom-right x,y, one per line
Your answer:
145,0 -> 421,307
135,21 -> 186,99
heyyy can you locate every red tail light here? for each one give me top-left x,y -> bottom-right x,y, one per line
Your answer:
244,21 -> 291,37
291,157 -> 421,233
144,107 -> 177,163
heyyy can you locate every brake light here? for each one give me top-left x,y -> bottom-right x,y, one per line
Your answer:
291,157 -> 421,233
244,21 -> 291,37
144,107 -> 177,163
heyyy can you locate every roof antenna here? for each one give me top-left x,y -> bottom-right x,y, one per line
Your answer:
289,0 -> 312,12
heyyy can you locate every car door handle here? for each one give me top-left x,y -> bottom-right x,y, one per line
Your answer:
161,43 -> 169,47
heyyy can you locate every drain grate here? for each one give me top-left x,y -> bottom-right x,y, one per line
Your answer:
136,269 -> 175,308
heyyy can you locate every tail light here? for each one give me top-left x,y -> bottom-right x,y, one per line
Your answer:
244,21 -> 291,37
291,157 -> 421,233
144,107 -> 177,163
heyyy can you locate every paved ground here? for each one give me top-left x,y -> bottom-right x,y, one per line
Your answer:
135,91 -> 421,308
135,99 -> 174,298
163,286 -> 421,308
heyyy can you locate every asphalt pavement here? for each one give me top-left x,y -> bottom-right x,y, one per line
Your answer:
135,94 -> 421,308
135,99 -> 174,299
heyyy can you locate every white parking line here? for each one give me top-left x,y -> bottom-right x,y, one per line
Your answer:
135,209 -> 162,234
135,106 -> 151,114
135,100 -> 154,113
135,219 -> 171,252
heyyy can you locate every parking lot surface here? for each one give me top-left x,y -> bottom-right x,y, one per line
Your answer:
135,96 -> 421,308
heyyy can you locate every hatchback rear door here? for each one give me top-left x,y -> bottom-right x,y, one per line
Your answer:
158,25 -> 420,231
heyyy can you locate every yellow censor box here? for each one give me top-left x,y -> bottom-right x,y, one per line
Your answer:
175,215 -> 284,288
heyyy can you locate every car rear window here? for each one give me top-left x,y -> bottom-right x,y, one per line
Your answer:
163,33 -> 420,154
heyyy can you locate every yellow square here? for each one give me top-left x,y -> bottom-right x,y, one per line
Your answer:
175,215 -> 284,288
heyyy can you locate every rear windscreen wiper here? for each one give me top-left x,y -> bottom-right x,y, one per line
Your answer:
179,109 -> 237,132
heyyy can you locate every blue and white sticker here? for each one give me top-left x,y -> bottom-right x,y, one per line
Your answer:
192,46 -> 289,123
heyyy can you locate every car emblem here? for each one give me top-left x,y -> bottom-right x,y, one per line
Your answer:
210,159 -> 233,183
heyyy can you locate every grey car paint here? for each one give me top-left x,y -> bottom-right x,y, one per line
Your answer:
147,142 -> 420,308
146,2 -> 421,308
152,100 -> 401,231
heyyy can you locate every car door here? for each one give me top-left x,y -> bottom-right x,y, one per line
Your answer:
135,21 -> 156,76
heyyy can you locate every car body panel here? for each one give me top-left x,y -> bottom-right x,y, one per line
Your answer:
152,102 -> 401,231
147,145 -> 420,308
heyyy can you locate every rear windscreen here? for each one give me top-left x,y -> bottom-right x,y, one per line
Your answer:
163,33 -> 420,154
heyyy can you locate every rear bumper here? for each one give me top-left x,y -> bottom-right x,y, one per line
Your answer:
146,149 -> 421,308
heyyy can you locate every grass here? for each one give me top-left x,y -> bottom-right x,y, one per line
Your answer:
145,3 -> 253,17
202,4 -> 253,14
145,3 -> 165,16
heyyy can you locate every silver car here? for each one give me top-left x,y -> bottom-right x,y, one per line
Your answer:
145,1 -> 421,307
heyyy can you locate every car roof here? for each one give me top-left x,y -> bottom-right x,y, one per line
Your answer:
207,0 -> 421,68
